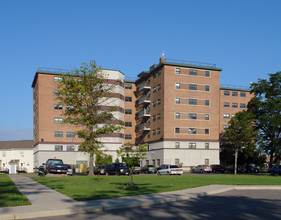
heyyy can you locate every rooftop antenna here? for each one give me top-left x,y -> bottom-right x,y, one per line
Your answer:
162,51 -> 165,57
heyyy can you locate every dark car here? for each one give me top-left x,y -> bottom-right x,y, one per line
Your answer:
270,165 -> 281,175
244,164 -> 259,173
211,164 -> 226,173
103,163 -> 130,175
141,165 -> 157,174
38,165 -> 45,176
225,165 -> 246,173
43,159 -> 69,174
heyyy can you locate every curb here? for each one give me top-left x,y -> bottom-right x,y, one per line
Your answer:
1,185 -> 281,220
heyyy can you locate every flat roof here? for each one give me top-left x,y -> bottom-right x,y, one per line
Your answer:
0,140 -> 33,150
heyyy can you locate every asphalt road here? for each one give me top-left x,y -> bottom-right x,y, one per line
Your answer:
33,189 -> 281,220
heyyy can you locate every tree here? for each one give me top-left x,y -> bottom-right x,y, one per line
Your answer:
56,61 -> 123,176
248,71 -> 281,167
95,152 -> 112,180
222,111 -> 257,174
116,143 -> 147,188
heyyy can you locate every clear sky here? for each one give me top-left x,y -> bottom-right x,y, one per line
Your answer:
0,0 -> 280,141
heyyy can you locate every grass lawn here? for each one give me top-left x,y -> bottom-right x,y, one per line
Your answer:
32,174 -> 281,201
0,175 -> 31,207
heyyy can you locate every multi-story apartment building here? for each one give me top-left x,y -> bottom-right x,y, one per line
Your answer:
132,57 -> 253,170
32,57 -> 253,171
32,68 -> 124,168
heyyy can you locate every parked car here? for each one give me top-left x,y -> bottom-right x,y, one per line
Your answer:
211,164 -> 225,173
133,164 -> 141,174
270,165 -> 281,175
66,164 -> 73,176
103,163 -> 130,175
244,164 -> 259,173
225,165 -> 246,173
192,165 -> 212,173
43,159 -> 69,174
157,164 -> 183,175
38,165 -> 45,176
141,165 -> 157,174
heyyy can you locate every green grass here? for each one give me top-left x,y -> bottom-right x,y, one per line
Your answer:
32,174 -> 281,201
0,175 -> 31,207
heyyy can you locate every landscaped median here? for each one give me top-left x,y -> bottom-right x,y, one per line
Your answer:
0,175 -> 31,207
32,175 -> 281,201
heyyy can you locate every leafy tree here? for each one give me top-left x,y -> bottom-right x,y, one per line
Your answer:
248,71 -> 281,167
56,61 -> 123,176
115,157 -> 120,163
117,143 -> 147,188
95,152 -> 112,180
222,111 -> 257,174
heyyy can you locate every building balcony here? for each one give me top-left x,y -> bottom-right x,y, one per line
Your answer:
138,81 -> 151,91
138,108 -> 151,118
139,123 -> 150,131
138,95 -> 151,105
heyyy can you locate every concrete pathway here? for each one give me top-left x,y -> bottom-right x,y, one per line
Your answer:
1,175 -> 281,220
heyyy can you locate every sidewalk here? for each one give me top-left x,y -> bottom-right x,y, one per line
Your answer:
1,175 -> 281,220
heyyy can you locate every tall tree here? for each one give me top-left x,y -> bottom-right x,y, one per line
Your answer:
56,61 -> 123,175
248,71 -> 281,167
222,111 -> 257,174
117,143 -> 147,188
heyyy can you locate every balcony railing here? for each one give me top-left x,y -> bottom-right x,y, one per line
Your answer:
139,108 -> 151,117
138,95 -> 151,105
138,81 -> 151,91
139,123 -> 150,131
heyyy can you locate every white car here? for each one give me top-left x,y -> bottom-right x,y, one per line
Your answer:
157,165 -> 183,175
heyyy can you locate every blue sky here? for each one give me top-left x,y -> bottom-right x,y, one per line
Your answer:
0,0 -> 280,141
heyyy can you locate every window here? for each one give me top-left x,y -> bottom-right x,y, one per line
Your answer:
153,129 -> 156,136
189,84 -> 197,90
205,143 -> 209,149
54,90 -> 61,96
66,132 -> 75,138
205,85 -> 210,91
147,132 -> 151,139
20,151 -> 24,157
224,91 -> 230,96
156,159 -> 160,167
175,142 -> 180,149
125,109 -> 132,114
157,84 -> 161,91
54,118 -> 63,124
175,159 -> 180,165
125,122 -> 132,127
125,84 -> 132,89
2,151 -> 6,157
205,71 -> 210,77
176,68 -> 180,74
157,99 -> 161,105
158,70 -> 161,76
55,131 -> 63,137
240,103 -> 246,108
232,103 -> 238,108
67,145 -> 74,151
152,159 -> 156,166
189,113 -> 197,120
240,92 -> 246,97
66,105 -> 74,111
224,102 -> 230,107
153,87 -> 156,93
146,160 -> 149,165
205,114 -> 210,120
153,101 -> 156,107
175,98 -> 180,104
175,112 -> 180,119
205,129 -> 210,134
223,114 -> 230,119
175,83 -> 180,89
147,79 -> 150,85
224,125 -> 229,129
157,128 -> 160,135
157,113 -> 161,120
147,118 -> 150,126
189,143 -> 196,149
232,92 -> 238,96
205,100 -> 210,106
55,145 -> 63,151
125,97 -> 132,102
189,69 -> 197,76
54,104 -> 63,110
175,127 -> 180,134
188,128 -> 197,134
153,115 -> 156,121
205,159 -> 209,166
125,134 -> 132,139
153,72 -> 156,79
54,76 -> 62,82
189,99 -> 197,105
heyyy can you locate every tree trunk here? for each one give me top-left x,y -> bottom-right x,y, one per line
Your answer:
234,147 -> 238,175
88,153 -> 94,176
131,169 -> 133,186
269,150 -> 274,168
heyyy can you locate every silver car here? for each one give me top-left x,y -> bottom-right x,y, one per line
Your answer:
192,165 -> 212,173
